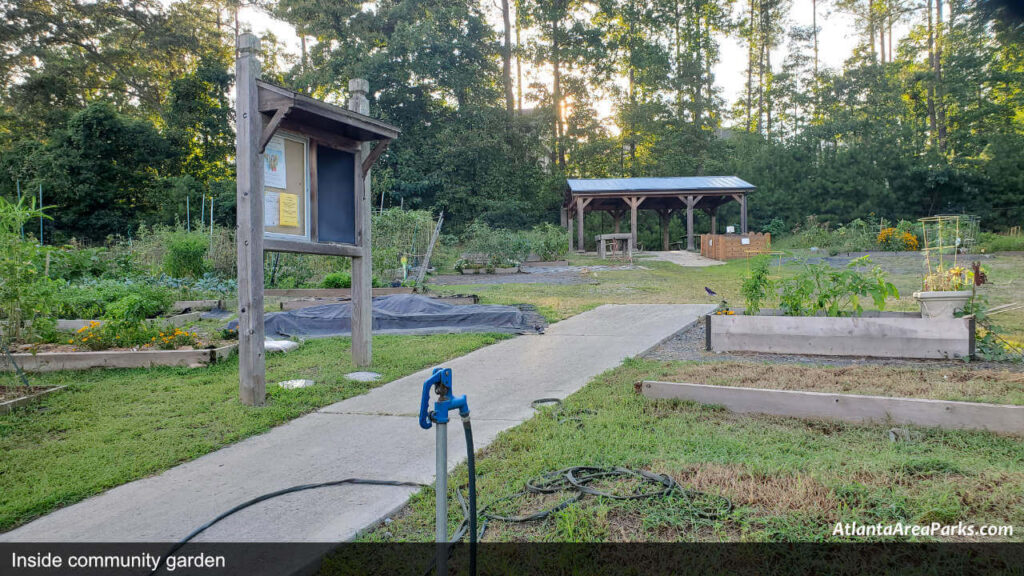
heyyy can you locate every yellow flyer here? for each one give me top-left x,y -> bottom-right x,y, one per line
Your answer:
279,194 -> 299,227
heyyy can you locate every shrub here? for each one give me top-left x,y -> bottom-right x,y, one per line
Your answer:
527,223 -> 569,261
760,217 -> 787,237
163,231 -> 209,278
978,232 -> 1024,253
322,272 -> 352,289
462,221 -> 531,268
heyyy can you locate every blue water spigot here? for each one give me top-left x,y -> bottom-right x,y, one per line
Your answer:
419,367 -> 469,429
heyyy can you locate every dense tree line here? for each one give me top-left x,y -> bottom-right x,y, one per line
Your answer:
0,0 -> 1021,244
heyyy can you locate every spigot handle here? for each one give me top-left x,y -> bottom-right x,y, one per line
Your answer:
419,367 -> 452,429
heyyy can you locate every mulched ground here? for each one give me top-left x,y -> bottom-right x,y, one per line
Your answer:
644,319 -> 1024,372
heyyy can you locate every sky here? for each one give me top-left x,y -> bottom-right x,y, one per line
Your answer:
232,0 -> 915,118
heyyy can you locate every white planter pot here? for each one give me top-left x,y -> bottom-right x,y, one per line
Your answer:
913,290 -> 972,319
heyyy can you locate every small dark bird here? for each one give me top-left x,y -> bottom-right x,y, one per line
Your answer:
704,287 -> 717,296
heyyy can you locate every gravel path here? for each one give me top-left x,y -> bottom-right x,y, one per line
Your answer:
639,250 -> 724,267
430,263 -> 643,286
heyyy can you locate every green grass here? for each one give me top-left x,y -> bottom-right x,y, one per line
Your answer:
362,358 -> 1024,543
430,251 -> 1024,342
0,333 -> 509,532
433,256 -> 746,322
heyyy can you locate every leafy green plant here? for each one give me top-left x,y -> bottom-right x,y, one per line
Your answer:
0,196 -> 57,343
322,272 -> 352,289
105,293 -> 170,323
740,255 -> 773,315
778,256 -> 899,317
163,231 -> 209,278
53,280 -> 174,319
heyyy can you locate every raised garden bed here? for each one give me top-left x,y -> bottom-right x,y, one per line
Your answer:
706,311 -> 975,360
639,380 -> 1024,435
54,311 -> 203,332
523,259 -> 569,267
171,299 -> 223,313
0,344 -> 237,373
0,386 -> 65,414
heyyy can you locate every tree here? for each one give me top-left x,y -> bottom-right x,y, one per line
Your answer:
25,102 -> 174,241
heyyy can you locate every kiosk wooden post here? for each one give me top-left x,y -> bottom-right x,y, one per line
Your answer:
233,34 -> 399,405
348,79 -> 372,367
235,34 -> 266,406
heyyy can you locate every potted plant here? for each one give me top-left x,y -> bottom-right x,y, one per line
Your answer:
914,265 -> 975,319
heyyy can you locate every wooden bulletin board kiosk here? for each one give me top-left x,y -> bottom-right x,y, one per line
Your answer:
234,34 -> 399,406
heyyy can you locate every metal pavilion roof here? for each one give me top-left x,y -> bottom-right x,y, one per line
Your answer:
566,176 -> 755,194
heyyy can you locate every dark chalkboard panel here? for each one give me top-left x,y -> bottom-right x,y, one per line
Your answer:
316,146 -> 356,245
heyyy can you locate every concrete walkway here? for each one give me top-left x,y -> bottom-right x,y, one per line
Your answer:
2,305 -> 711,550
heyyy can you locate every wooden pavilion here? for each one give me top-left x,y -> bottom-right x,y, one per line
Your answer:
564,176 -> 755,252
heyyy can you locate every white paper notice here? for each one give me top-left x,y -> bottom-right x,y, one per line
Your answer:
264,191 -> 280,227
263,137 -> 287,189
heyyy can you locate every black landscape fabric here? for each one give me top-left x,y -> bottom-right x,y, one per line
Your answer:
226,294 -> 546,338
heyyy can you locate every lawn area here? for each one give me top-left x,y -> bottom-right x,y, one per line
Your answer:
432,255 -> 746,321
431,251 -> 1024,343
0,332 -> 508,533
363,358 -> 1024,543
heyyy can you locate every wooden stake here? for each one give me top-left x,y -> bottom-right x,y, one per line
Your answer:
235,33 -> 266,406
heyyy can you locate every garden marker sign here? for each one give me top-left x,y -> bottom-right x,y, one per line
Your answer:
235,34 -> 398,406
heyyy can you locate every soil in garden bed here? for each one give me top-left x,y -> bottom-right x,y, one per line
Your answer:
0,386 -> 53,403
645,319 -> 1024,372
13,343 -> 224,354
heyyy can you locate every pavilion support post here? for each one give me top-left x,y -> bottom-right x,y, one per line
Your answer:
626,197 -> 644,251
659,209 -> 672,251
710,207 -> 718,235
348,79 -> 372,367
612,210 -> 622,234
682,195 -> 698,251
567,216 -> 574,252
235,34 -> 266,406
576,197 -> 590,252
740,194 -> 748,233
